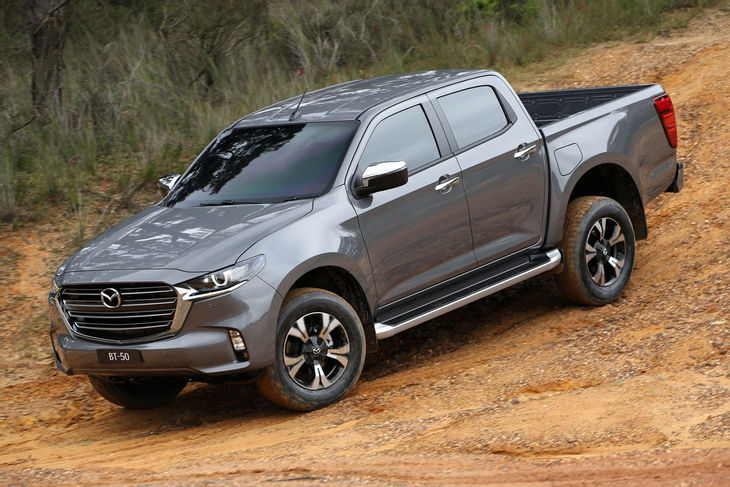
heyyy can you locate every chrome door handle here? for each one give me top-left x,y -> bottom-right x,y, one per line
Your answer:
434,175 -> 460,192
514,143 -> 537,160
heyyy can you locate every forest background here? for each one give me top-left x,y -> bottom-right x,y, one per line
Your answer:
0,0 -> 716,241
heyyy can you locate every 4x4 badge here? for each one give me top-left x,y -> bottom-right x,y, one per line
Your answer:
100,288 -> 122,308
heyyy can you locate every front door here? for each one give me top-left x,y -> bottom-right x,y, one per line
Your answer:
350,103 -> 475,305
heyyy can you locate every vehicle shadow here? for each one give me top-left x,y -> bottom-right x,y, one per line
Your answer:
361,274 -> 563,382
80,382 -> 287,440
79,275 -> 564,435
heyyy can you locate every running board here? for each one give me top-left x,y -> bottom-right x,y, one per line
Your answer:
374,248 -> 562,339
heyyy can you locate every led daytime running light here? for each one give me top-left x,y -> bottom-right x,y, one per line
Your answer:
177,255 -> 265,300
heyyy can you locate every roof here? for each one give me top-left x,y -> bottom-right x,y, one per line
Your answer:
234,69 -> 491,127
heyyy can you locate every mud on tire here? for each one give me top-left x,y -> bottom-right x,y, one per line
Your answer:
256,287 -> 366,411
554,196 -> 636,306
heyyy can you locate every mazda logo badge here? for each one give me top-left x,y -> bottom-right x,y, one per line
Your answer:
100,288 -> 122,308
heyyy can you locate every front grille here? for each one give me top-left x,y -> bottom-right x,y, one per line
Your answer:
60,283 -> 178,341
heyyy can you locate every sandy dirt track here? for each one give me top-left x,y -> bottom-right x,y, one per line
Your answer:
1,8 -> 729,486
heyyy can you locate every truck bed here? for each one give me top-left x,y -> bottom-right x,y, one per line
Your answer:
519,85 -> 652,128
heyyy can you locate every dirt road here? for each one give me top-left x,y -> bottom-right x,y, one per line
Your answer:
1,9 -> 729,485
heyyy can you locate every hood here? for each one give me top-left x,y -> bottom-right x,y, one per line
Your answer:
64,200 -> 313,274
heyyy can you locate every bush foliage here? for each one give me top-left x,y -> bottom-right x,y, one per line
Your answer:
0,0 -> 714,224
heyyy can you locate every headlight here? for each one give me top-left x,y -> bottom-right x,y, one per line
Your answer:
176,255 -> 265,301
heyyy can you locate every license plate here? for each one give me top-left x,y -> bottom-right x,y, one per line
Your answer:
97,349 -> 143,365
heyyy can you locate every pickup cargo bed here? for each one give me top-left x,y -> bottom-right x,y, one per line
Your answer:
519,85 -> 651,127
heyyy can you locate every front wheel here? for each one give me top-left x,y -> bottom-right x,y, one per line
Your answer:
257,288 -> 366,411
88,376 -> 186,409
554,196 -> 636,305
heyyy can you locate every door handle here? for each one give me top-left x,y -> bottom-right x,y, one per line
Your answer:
514,143 -> 537,160
434,175 -> 460,192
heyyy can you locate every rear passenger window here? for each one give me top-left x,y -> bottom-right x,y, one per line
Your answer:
438,86 -> 509,149
360,105 -> 440,172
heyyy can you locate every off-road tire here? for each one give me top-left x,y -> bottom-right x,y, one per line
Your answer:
554,196 -> 636,305
88,376 -> 186,409
257,287 -> 366,411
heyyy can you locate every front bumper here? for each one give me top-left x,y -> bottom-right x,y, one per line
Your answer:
49,275 -> 282,377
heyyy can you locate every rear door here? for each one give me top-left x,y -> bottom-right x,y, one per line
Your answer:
429,76 -> 548,266
349,97 -> 475,305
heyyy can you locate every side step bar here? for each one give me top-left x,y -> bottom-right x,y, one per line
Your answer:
374,249 -> 562,339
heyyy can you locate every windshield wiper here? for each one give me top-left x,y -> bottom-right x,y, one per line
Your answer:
198,200 -> 258,207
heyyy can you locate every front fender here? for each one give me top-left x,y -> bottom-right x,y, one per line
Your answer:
245,187 -> 376,316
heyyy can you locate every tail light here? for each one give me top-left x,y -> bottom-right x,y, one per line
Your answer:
653,94 -> 677,148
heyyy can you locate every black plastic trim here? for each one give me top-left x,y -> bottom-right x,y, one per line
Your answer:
375,251 -> 550,326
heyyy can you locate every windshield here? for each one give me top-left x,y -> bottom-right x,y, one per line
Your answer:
164,121 -> 358,206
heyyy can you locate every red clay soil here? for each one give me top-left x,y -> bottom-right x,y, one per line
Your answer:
1,8 -> 728,486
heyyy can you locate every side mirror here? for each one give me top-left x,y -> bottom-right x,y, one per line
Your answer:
354,161 -> 408,198
158,174 -> 180,194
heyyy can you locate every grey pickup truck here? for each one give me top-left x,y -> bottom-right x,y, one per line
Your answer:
49,70 -> 681,411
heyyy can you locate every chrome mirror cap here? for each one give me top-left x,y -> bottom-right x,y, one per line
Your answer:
158,174 -> 181,194
355,161 -> 408,198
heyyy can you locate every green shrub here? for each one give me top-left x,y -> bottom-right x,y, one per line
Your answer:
0,0 -> 717,227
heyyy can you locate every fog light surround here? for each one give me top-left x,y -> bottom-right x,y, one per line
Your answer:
228,329 -> 249,362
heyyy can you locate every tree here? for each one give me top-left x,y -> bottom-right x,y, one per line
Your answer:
29,0 -> 69,123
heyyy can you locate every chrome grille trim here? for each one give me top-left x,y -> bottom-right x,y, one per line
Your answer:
59,283 -> 179,341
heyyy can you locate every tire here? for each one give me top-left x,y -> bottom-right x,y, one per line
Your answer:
554,196 -> 636,306
88,376 -> 186,409
257,287 -> 366,411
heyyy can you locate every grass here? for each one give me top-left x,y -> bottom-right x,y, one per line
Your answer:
0,0 -> 720,236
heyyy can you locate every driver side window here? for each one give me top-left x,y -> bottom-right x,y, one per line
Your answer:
360,105 -> 440,173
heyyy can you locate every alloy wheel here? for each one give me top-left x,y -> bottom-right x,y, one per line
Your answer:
585,217 -> 626,287
282,312 -> 350,390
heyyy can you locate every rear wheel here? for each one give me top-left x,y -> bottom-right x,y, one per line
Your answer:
554,196 -> 636,305
257,288 -> 366,411
88,376 -> 186,409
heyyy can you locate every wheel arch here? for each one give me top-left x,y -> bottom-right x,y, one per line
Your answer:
283,265 -> 377,355
567,163 -> 647,240
549,160 -> 647,246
